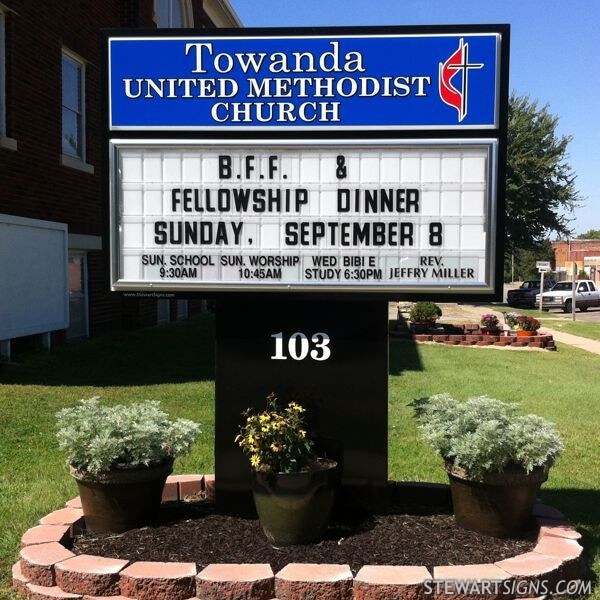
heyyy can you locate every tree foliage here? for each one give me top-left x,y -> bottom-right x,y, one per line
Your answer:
577,229 -> 600,240
503,240 -> 553,282
505,94 -> 581,251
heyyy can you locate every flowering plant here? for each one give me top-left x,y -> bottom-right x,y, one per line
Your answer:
505,312 -> 522,328
516,315 -> 541,331
236,393 -> 315,473
480,314 -> 499,329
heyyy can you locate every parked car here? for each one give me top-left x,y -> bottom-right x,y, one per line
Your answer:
507,279 -> 557,308
536,280 -> 600,312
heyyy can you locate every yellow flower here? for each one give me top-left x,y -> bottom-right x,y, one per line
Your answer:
270,441 -> 284,453
259,414 -> 271,423
261,424 -> 270,432
299,429 -> 306,438
250,454 -> 261,468
246,434 -> 255,444
288,402 -> 304,413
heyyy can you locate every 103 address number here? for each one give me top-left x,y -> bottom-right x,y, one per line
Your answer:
270,332 -> 331,361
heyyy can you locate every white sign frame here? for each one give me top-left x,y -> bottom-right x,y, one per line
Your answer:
110,138 -> 498,294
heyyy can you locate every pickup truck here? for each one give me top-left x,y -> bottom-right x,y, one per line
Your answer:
507,279 -> 556,308
537,280 -> 600,312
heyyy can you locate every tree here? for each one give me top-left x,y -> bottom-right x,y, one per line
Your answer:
503,241 -> 553,283
577,229 -> 600,240
505,94 -> 581,252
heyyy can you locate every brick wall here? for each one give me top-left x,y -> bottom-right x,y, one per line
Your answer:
552,240 -> 600,267
0,1 -> 223,345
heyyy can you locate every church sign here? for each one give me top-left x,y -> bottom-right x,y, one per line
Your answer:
108,33 -> 499,130
106,27 -> 508,298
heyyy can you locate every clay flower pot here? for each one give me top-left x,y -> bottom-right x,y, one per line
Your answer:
71,459 -> 173,533
516,330 -> 537,337
445,462 -> 548,538
251,459 -> 337,546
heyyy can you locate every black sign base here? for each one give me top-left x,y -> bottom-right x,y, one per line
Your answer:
215,297 -> 388,514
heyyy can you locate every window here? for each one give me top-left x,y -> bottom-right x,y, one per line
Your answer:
154,0 -> 193,28
578,282 -> 589,292
0,10 -> 5,137
61,50 -> 85,159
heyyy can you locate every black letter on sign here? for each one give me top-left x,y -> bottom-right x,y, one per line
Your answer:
218,155 -> 232,179
429,222 -> 443,246
336,155 -> 347,179
155,221 -> 167,244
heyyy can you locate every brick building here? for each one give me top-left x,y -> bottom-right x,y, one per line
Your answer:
0,0 -> 241,358
552,239 -> 600,281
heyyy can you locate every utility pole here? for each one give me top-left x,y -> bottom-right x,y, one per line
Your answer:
572,262 -> 577,322
511,253 -> 514,283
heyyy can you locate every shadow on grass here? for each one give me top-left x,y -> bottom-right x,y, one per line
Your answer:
0,314 -> 216,387
388,313 -> 424,376
389,340 -> 424,376
539,488 -> 600,583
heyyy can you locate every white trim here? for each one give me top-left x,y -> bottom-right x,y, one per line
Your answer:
203,0 -> 243,27
60,153 -> 94,174
154,0 -> 194,28
68,233 -> 102,251
61,47 -> 87,162
0,212 -> 67,231
180,0 -> 194,27
0,135 -> 17,150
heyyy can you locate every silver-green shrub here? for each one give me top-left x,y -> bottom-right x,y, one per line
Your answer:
412,394 -> 563,480
56,397 -> 200,475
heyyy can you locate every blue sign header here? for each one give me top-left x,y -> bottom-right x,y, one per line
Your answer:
108,33 -> 500,130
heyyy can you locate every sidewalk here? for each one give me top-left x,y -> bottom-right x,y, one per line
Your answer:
457,304 -> 600,356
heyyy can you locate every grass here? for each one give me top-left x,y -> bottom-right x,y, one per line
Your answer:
1,315 -> 599,598
538,320 -> 600,342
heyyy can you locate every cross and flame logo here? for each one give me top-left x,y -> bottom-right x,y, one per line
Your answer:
439,38 -> 484,123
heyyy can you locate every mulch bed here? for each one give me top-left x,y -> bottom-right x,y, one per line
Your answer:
73,501 -> 537,574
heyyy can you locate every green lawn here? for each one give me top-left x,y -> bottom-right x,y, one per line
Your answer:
1,315 -> 598,598
540,320 -> 600,342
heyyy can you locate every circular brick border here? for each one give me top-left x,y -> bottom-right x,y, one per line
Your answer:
14,475 -> 584,600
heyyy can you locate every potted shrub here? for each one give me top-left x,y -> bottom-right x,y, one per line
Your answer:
480,313 -> 500,334
412,394 -> 563,537
56,397 -> 200,533
236,393 -> 337,546
409,301 -> 442,333
516,315 -> 541,337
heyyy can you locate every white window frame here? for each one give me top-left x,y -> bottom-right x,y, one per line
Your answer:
154,0 -> 194,28
61,48 -> 93,173
0,7 -> 16,150
0,10 -> 6,137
